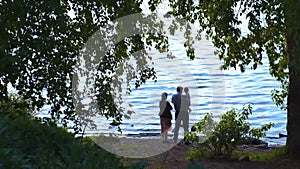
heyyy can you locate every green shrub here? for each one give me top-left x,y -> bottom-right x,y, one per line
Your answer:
186,147 -> 215,160
187,105 -> 274,158
188,112 -> 217,143
0,94 -> 34,119
0,116 -> 128,169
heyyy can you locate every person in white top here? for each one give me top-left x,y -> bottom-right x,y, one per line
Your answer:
183,87 -> 192,113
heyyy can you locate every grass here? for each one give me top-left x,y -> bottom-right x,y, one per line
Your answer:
186,146 -> 215,160
186,143 -> 288,162
231,146 -> 287,161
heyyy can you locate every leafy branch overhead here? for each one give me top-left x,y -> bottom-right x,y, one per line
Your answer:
0,0 -> 170,132
149,0 -> 288,110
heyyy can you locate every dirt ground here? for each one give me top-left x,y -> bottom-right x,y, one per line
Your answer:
129,141 -> 300,169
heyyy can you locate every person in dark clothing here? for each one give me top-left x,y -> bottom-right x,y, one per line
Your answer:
159,92 -> 173,143
172,86 -> 183,120
172,86 -> 190,143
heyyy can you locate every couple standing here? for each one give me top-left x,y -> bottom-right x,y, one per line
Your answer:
159,86 -> 191,143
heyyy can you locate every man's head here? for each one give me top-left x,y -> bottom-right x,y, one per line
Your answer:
176,86 -> 183,93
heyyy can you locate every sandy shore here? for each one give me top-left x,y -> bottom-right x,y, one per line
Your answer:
91,135 -> 184,158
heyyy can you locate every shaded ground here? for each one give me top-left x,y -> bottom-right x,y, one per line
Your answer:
127,140 -> 300,169
93,136 -> 178,158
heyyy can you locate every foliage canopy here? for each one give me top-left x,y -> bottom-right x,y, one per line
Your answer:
149,0 -> 288,110
0,0 -> 169,132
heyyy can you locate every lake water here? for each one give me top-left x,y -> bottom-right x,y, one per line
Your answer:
78,37 -> 287,146
38,2 -> 287,146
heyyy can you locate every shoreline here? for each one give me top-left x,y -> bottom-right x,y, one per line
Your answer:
77,131 -> 287,147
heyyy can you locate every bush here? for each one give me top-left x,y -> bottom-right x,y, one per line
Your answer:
0,94 -> 34,119
0,116 -> 128,169
187,105 -> 274,158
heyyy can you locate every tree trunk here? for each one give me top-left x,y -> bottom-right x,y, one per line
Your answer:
287,71 -> 300,155
284,0 -> 300,156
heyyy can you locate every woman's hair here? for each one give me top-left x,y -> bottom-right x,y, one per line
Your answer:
162,92 -> 168,99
